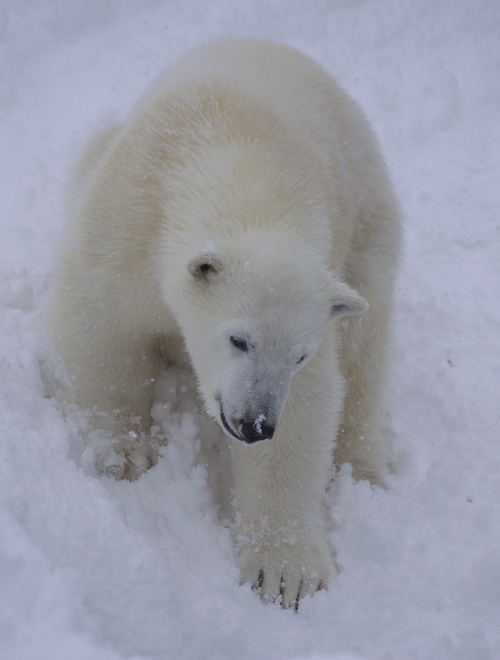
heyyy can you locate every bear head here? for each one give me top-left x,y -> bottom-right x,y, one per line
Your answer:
164,231 -> 368,445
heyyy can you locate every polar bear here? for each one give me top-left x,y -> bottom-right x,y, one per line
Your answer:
45,38 -> 401,607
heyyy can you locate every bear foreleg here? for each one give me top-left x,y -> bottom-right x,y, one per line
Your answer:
230,337 -> 340,607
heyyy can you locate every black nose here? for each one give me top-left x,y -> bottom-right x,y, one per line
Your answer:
238,419 -> 275,443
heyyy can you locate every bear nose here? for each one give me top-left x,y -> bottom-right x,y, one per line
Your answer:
238,419 -> 275,443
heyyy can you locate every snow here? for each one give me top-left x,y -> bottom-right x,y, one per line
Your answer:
1,1 -> 499,659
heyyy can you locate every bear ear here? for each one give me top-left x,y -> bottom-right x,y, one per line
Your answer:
330,281 -> 369,318
188,252 -> 226,280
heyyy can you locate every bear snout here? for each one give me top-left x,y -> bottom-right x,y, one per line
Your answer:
238,418 -> 275,443
220,405 -> 276,443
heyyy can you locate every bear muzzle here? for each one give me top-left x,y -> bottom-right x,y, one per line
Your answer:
238,419 -> 275,443
220,406 -> 275,444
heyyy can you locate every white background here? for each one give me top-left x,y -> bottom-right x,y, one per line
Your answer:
0,1 -> 499,659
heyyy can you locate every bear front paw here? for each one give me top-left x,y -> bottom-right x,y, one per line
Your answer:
238,538 -> 337,608
92,435 -> 159,481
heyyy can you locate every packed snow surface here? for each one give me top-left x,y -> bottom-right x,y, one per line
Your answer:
1,1 -> 499,659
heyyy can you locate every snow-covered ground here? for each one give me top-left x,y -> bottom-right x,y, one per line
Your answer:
1,1 -> 499,659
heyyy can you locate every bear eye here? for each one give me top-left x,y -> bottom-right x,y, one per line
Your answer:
230,336 -> 248,352
296,354 -> 307,364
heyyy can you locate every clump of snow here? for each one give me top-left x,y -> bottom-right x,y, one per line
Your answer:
1,1 -> 500,659
202,241 -> 218,253
254,414 -> 266,434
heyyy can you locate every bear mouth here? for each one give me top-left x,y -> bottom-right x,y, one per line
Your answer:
220,405 -> 242,441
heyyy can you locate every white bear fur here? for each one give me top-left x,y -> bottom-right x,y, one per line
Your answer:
45,38 -> 401,607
